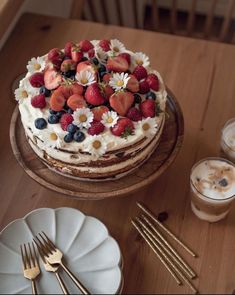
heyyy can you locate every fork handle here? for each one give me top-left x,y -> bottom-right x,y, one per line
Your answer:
31,280 -> 37,295
55,272 -> 70,295
60,262 -> 90,295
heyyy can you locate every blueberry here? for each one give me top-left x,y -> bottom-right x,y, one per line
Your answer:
99,64 -> 106,72
146,91 -> 156,100
134,94 -> 141,104
48,114 -> 59,124
64,133 -> 74,143
49,108 -> 57,115
81,57 -> 88,62
67,124 -> 77,134
35,118 -> 47,130
62,70 -> 76,79
56,110 -> 66,119
92,57 -> 99,65
74,131 -> 85,142
40,86 -> 51,97
67,108 -> 74,114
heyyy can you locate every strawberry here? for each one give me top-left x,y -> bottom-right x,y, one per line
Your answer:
47,48 -> 64,69
126,107 -> 142,121
79,40 -> 94,52
60,59 -> 76,72
88,121 -> 105,135
92,106 -> 109,121
60,113 -> 73,131
64,41 -> 75,57
146,74 -> 160,91
126,74 -> 139,93
106,56 -> 129,73
99,39 -> 110,52
31,94 -> 46,108
29,72 -> 44,88
50,89 -> 66,111
71,45 -> 83,63
57,83 -> 83,99
118,52 -> 131,65
139,80 -> 150,94
88,48 -> 95,58
109,91 -> 134,116
44,69 -> 63,90
140,99 -> 156,118
85,83 -> 105,106
133,65 -> 148,81
102,84 -> 114,100
67,94 -> 87,111
111,118 -> 134,137
102,73 -> 112,83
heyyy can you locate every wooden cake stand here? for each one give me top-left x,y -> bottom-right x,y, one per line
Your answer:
10,89 -> 184,200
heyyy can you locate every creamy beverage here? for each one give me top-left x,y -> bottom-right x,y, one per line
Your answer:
221,118 -> 235,163
190,158 -> 235,222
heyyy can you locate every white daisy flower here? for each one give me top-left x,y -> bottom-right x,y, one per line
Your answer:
14,86 -> 30,103
95,46 -> 108,64
72,108 -> 94,128
76,70 -> 95,86
84,135 -> 107,158
19,77 -> 40,96
132,52 -> 150,68
26,57 -> 46,74
41,131 -> 62,149
109,72 -> 130,91
101,111 -> 119,128
110,39 -> 126,54
137,117 -> 158,137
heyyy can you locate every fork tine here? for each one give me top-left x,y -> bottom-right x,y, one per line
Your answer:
37,244 -> 46,264
33,237 -> 49,257
37,234 -> 53,254
39,232 -> 56,252
41,232 -> 56,250
20,245 -> 26,270
28,243 -> 35,267
32,242 -> 39,267
24,243 -> 31,268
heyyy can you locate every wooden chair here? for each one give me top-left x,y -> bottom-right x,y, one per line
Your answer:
70,0 -> 235,44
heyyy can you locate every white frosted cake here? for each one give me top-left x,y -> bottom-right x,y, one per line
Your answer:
15,39 -> 167,181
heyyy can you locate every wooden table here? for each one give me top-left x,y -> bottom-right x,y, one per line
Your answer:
1,13 -> 235,294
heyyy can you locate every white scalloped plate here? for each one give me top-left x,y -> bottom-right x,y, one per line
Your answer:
0,208 -> 123,294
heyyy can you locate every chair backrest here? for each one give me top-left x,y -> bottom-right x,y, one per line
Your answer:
70,0 -> 235,44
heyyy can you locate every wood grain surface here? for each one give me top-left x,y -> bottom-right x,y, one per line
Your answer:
9,90 -> 183,200
1,13 -> 235,294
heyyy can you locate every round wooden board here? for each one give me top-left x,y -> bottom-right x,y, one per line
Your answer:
10,89 -> 184,200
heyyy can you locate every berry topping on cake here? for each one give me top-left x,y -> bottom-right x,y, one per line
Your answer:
40,86 -> 51,97
118,52 -> 131,65
74,131 -> 86,142
99,39 -> 110,52
47,48 -> 64,69
106,56 -> 129,73
111,118 -> 134,137
139,80 -> 150,94
29,72 -> 44,88
126,107 -> 142,122
134,93 -> 142,104
79,40 -> 94,52
35,118 -> 47,129
126,74 -> 139,93
64,133 -> 74,143
50,89 -> 66,111
92,106 -> 109,121
140,99 -> 156,118
88,49 -> 95,58
146,91 -> 156,100
31,94 -> 46,108
64,41 -> 75,58
44,69 -> 62,90
60,59 -> 76,72
71,45 -> 83,63
48,114 -> 59,124
88,121 -> 105,135
60,113 -> 74,131
67,123 -> 78,133
76,61 -> 97,79
103,73 -> 112,83
85,83 -> 105,106
109,91 -> 134,116
133,65 -> 148,81
67,94 -> 87,111
146,73 -> 160,91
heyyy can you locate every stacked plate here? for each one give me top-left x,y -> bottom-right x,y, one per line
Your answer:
0,208 -> 123,294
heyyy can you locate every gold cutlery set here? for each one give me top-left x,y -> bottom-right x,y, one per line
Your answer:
132,203 -> 198,294
20,232 -> 90,295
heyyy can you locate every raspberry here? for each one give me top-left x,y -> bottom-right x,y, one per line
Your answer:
139,80 -> 150,94
99,40 -> 110,52
126,107 -> 142,122
60,113 -> 73,131
31,94 -> 46,108
133,65 -> 148,81
29,72 -> 44,88
88,121 -> 105,135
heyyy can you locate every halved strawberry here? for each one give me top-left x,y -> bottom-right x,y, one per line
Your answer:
85,83 -> 105,106
71,45 -> 83,63
109,91 -> 134,116
146,73 -> 160,91
92,106 -> 109,121
58,83 -> 83,99
44,69 -> 63,90
60,59 -> 76,72
99,40 -> 110,52
111,118 -> 134,137
50,89 -> 66,111
76,61 -> 97,81
79,40 -> 94,52
140,99 -> 156,118
67,94 -> 87,111
118,52 -> 131,65
106,56 -> 129,73
126,74 -> 139,93
64,41 -> 75,57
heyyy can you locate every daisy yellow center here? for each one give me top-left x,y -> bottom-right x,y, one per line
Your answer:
81,78 -> 88,84
21,90 -> 28,98
50,133 -> 58,141
136,59 -> 143,65
113,46 -> 119,52
117,80 -> 124,87
92,140 -> 101,149
142,123 -> 150,131
34,63 -> 41,70
79,114 -> 87,122
107,117 -> 113,123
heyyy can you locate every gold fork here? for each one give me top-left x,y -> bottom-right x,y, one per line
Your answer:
20,243 -> 40,295
34,232 -> 90,295
37,247 -> 69,294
